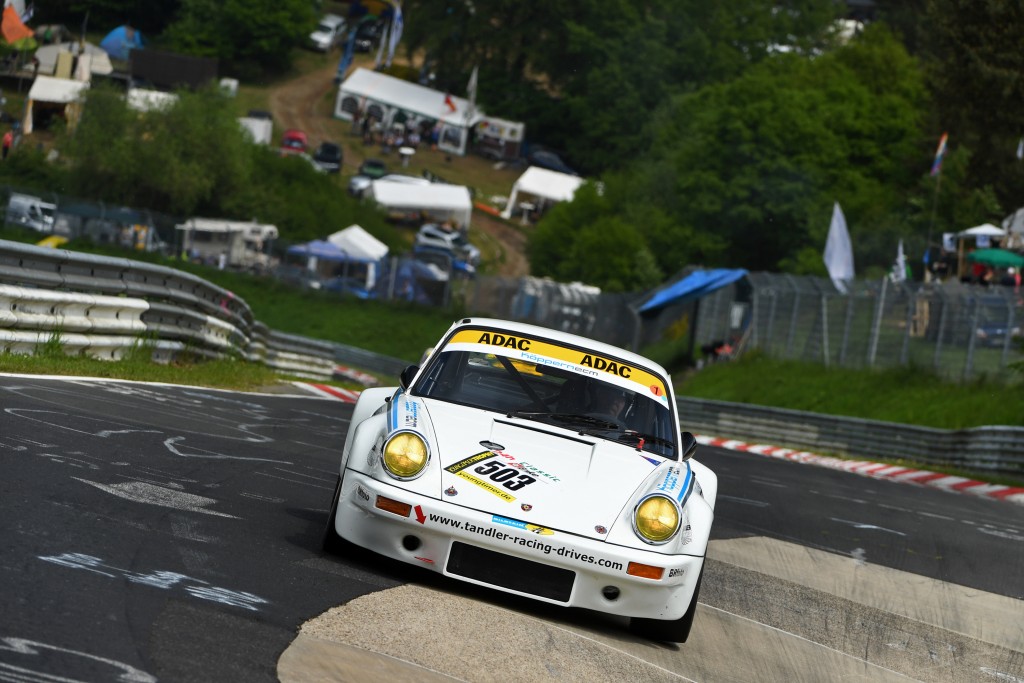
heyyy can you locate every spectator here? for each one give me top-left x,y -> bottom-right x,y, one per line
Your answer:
2,129 -> 12,160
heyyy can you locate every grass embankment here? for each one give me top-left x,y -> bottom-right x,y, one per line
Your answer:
677,352 -> 1024,429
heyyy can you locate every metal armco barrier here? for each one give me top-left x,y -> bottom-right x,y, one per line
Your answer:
677,396 -> 1024,475
0,239 -> 396,381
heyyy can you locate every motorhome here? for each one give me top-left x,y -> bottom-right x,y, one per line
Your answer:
5,193 -> 56,233
176,218 -> 278,271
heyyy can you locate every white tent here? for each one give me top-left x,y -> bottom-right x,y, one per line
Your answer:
23,75 -> 89,134
238,116 -> 272,145
326,224 -> 389,289
501,166 -> 585,220
327,224 -> 389,262
35,42 -> 113,78
369,181 -> 473,229
335,68 -> 482,156
957,223 -> 1006,239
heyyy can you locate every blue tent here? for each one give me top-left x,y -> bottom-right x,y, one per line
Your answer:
286,240 -> 352,261
638,268 -> 748,313
99,25 -> 144,61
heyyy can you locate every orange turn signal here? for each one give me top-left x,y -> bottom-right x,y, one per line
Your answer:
375,495 -> 412,517
626,562 -> 665,580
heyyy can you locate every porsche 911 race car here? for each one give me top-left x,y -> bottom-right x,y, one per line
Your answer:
323,317 -> 718,642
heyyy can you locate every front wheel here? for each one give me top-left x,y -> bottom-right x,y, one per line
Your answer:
321,473 -> 347,555
629,567 -> 703,643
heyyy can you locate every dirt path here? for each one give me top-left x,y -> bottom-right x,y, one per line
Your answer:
264,58 -> 530,277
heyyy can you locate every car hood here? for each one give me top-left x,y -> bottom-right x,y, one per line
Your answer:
419,398 -> 665,540
310,31 -> 332,43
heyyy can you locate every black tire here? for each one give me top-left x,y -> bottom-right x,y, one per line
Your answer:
321,474 -> 347,555
629,567 -> 703,643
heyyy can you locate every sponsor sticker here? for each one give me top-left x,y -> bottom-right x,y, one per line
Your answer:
492,515 -> 554,535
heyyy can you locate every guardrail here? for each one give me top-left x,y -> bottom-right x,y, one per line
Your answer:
677,396 -> 1024,476
0,239 -> 396,383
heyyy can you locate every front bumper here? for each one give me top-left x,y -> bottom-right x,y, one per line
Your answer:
333,469 -> 704,620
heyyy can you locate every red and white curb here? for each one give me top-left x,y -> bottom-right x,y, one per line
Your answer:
696,435 -> 1024,506
294,382 -> 360,403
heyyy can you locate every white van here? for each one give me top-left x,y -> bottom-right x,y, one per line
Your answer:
5,193 -> 56,233
309,14 -> 347,51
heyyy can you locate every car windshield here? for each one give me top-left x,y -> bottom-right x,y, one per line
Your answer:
412,328 -> 678,459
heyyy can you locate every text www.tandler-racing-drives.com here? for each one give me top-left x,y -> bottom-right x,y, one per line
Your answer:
428,513 -> 624,570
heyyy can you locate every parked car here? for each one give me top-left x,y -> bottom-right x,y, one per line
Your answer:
309,14 -> 347,52
323,317 -> 717,644
527,148 -> 578,176
353,18 -> 383,52
280,129 -> 309,156
414,244 -> 476,278
348,166 -> 429,198
415,223 -> 481,266
5,192 -> 56,233
313,141 -> 343,174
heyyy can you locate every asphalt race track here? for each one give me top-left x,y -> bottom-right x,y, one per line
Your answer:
1,374 -> 1022,682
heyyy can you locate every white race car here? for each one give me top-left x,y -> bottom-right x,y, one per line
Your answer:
323,318 -> 717,642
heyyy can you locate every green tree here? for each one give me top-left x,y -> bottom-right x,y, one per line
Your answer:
61,84 -> 255,216
164,0 -> 315,74
528,183 -> 664,292
920,0 -> 1024,212
614,23 -> 928,275
402,0 -> 842,174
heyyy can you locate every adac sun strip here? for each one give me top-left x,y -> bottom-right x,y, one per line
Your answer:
445,329 -> 670,404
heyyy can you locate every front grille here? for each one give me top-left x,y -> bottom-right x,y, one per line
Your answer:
446,542 -> 575,602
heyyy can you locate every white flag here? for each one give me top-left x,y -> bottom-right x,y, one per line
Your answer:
466,66 -> 478,119
1017,136 -> 1023,160
891,239 -> 907,282
385,4 -> 404,68
823,202 -> 854,292
374,15 -> 388,68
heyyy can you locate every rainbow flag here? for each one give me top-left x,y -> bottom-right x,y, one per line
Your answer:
930,132 -> 948,176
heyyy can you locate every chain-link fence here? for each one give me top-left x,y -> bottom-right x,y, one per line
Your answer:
745,273 -> 1022,382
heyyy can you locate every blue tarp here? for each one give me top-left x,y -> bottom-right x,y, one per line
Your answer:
638,268 -> 748,313
100,25 -> 144,61
286,239 -> 359,262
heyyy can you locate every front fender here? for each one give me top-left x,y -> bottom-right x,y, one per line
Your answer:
340,386 -> 395,473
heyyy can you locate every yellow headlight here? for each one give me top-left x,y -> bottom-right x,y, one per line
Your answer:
634,495 -> 680,543
382,432 -> 429,479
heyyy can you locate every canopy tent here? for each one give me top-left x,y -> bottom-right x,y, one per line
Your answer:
957,223 -> 1006,239
326,224 -> 389,262
35,41 -> 113,77
369,180 -> 473,228
501,166 -> 585,220
966,248 -> 1024,269
99,25 -> 143,61
288,229 -> 389,290
335,68 -> 485,156
637,269 -> 749,314
22,75 -> 88,133
2,4 -> 35,49
286,239 -> 350,261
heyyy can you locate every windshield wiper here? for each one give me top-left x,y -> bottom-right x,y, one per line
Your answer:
506,411 -> 621,431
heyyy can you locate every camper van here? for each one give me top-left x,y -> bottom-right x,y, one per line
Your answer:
5,193 -> 56,233
176,218 -> 278,271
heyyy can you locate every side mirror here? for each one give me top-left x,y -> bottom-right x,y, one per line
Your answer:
680,431 -> 697,461
399,365 -> 420,390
